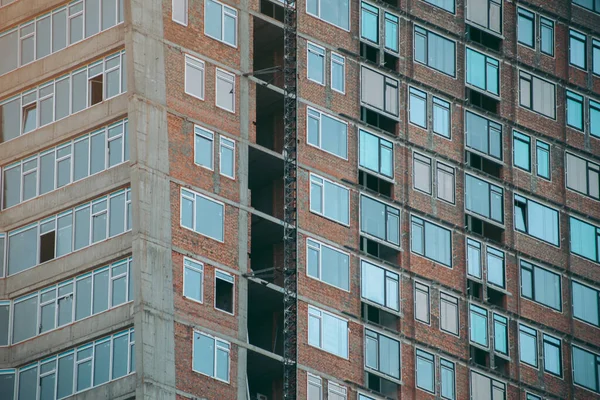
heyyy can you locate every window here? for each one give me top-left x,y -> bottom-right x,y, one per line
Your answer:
360,2 -> 378,44
193,331 -> 230,382
570,216 -> 600,263
308,306 -> 348,358
180,188 -> 224,242
440,292 -> 459,336
536,140 -> 550,179
567,90 -> 584,131
306,0 -> 350,30
520,260 -> 562,311
328,381 -> 347,400
331,53 -> 345,93
423,0 -> 454,13
470,371 -> 506,400
183,258 -> 203,303
436,162 -> 455,204
486,247 -> 505,288
409,88 -> 452,138
519,324 -> 538,367
0,3 -> 123,77
364,328 -> 400,380
2,119 -> 128,210
416,349 -> 435,393
414,282 -> 430,324
384,12 -> 399,53
441,359 -> 456,399
513,131 -> 531,172
465,111 -> 502,161
519,71 -> 556,119
361,259 -> 399,312
414,26 -> 456,77
360,195 -> 400,247
465,174 -> 504,224
527,394 -> 541,400
433,97 -> 451,138
573,346 -> 600,392
543,334 -> 562,376
413,152 -> 432,194
194,126 -> 214,170
466,0 -> 502,34
514,195 -> 559,246
307,238 -> 350,291
540,17 -> 554,56
310,174 -> 350,225
215,270 -> 234,314
572,280 -> 600,326
308,374 -> 322,400
216,69 -> 235,112
360,66 -> 399,118
409,87 -> 427,128
7,189 -> 130,276
5,328 -> 134,399
220,136 -> 235,179
0,301 -> 8,346
467,238 -> 482,279
307,42 -> 325,85
172,0 -> 188,25
185,55 -> 205,100
591,99 -> 600,137
570,29 -> 587,69
411,216 -> 452,267
594,39 -> 600,75
517,8 -> 534,47
469,304 -> 488,347
307,107 -> 348,159
466,48 -> 499,96
0,51 -> 126,144
359,129 -> 393,179
205,0 -> 237,47
493,313 -> 508,355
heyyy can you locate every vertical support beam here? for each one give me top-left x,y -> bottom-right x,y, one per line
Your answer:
125,1 -> 177,399
282,0 -> 298,399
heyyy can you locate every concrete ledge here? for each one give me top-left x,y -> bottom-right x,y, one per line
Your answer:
0,232 -> 133,298
0,0 -> 69,29
0,25 -> 125,99
0,304 -> 133,367
70,375 -> 136,400
0,163 -> 131,231
0,94 -> 128,165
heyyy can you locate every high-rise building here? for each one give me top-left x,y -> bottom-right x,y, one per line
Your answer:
1,0 -> 600,399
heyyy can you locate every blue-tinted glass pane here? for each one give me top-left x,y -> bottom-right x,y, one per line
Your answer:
466,49 -> 486,89
570,217 -> 597,261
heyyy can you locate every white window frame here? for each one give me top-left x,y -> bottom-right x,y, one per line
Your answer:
219,136 -> 235,179
172,0 -> 188,25
306,106 -> 348,160
184,54 -> 205,100
305,0 -> 350,32
309,173 -> 350,226
307,305 -> 349,359
306,237 -> 350,292
204,0 -> 238,47
193,125 -> 214,170
307,42 -> 326,86
192,330 -> 231,383
215,68 -> 235,113
360,258 -> 400,313
180,188 -> 225,243
214,269 -> 235,315
331,52 -> 346,94
183,257 -> 204,304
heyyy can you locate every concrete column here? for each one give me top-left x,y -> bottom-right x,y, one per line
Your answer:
125,1 -> 177,399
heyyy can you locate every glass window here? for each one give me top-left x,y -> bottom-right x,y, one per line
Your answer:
440,359 -> 455,400
409,87 -> 427,128
467,238 -> 482,279
306,238 -> 349,291
216,69 -> 235,112
517,8 -> 534,47
572,280 -> 600,326
469,304 -> 488,347
360,259 -> 399,311
307,43 -> 325,85
310,175 -> 350,225
365,329 -> 400,379
411,216 -> 452,267
185,55 -> 205,100
414,282 -> 430,324
307,374 -> 322,400
436,162 -> 455,204
205,0 -> 237,46
413,152 -> 432,194
440,293 -> 458,335
219,136 -> 235,179
423,0 -> 454,13
331,53 -> 345,93
543,334 -> 561,376
487,246 -> 505,288
465,174 -> 504,224
172,0 -> 188,24
536,140 -> 550,179
519,71 -> 556,119
360,66 -> 399,117
567,90 -> 584,131
493,313 -> 508,355
573,346 -> 600,392
194,126 -> 214,169
414,26 -> 456,77
433,97 -> 451,138
328,381 -> 346,400
514,194 -> 559,246
180,188 -> 225,242
466,0 -> 502,34
520,260 -> 562,311
306,108 -> 348,159
519,324 -> 538,367
590,99 -> 600,137
13,295 -> 38,343
193,331 -> 230,382
359,129 -> 393,178
0,301 -> 9,346
594,39 -> 600,75
384,12 -> 399,53
466,48 -> 499,96
513,131 -> 531,172
360,2 -> 378,43
470,370 -> 506,400
308,306 -> 348,358
416,349 -> 435,393
570,216 -> 600,263
183,258 -> 203,302
465,111 -> 502,161
540,17 -> 554,56
306,0 -> 349,30
570,29 -> 587,69
360,195 -> 400,246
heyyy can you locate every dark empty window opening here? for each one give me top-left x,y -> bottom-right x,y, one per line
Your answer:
89,75 -> 104,106
40,230 -> 56,263
215,270 -> 234,314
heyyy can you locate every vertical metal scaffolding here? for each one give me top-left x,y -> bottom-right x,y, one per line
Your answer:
282,0 -> 298,398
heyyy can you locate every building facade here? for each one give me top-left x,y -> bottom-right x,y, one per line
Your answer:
0,0 -> 600,399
